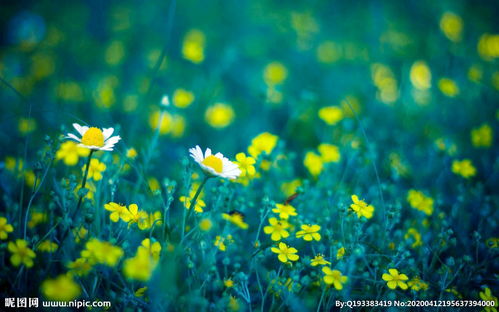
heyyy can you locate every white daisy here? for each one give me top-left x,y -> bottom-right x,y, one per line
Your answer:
66,123 -> 121,151
189,145 -> 241,180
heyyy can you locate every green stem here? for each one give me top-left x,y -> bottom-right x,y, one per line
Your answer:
58,150 -> 94,246
23,154 -> 54,240
316,287 -> 326,312
76,150 -> 94,211
134,110 -> 165,198
182,175 -> 209,240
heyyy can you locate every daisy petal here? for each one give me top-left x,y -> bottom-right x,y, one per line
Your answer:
73,123 -> 89,136
102,128 -> 114,140
104,135 -> 121,147
66,133 -> 82,142
101,143 -> 115,151
190,146 -> 204,162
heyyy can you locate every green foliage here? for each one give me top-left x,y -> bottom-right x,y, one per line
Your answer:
0,0 -> 498,311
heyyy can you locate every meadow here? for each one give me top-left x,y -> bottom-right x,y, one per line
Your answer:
0,0 -> 498,311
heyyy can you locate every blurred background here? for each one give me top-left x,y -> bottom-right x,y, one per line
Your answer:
0,0 -> 498,178
1,1 -> 498,309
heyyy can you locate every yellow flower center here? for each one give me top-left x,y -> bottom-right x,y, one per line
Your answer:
81,127 -> 105,147
17,247 -> 28,258
202,155 -> 223,173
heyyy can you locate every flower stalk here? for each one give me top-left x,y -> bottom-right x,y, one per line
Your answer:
59,150 -> 94,246
76,150 -> 94,211
182,175 -> 210,239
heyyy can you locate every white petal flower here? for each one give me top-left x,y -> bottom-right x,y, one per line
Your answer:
66,123 -> 121,151
189,145 -> 241,180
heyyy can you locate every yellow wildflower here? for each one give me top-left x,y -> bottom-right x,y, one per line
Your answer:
272,204 -> 297,219
350,195 -> 374,219
224,279 -> 234,288
104,202 -> 130,222
281,179 -> 302,197
4,156 -> 23,173
318,143 -> 341,163
322,267 -> 348,290
438,78 -> 459,97
72,226 -> 88,243
248,132 -> 278,158
408,277 -> 429,291
67,258 -> 92,276
148,177 -> 161,192
263,62 -> 288,86
228,296 -> 240,311
126,147 -> 138,159
404,228 -> 423,248
138,211 -> 162,230
318,106 -> 344,125
180,196 -> 206,213
440,12 -> 463,42
139,238 -> 161,262
85,158 -> 106,181
407,189 -> 434,215
199,218 -> 213,231
80,238 -> 123,267
304,151 -> 323,177
37,240 -> 58,252
222,211 -> 249,229
471,124 -> 493,148
235,153 -> 256,177
205,103 -> 235,128
41,274 -> 81,301
148,110 -> 173,135
173,88 -> 195,108
25,170 -> 36,188
182,29 -> 205,64
311,254 -> 331,266
478,34 -> 499,61
215,235 -> 232,251
0,217 -> 14,240
410,61 -> 432,90
124,203 -> 149,227
336,247 -> 345,260
123,248 -> 157,281
271,242 -> 299,263
264,217 -> 289,241
8,239 -> 36,268
452,159 -> 476,179
18,117 -> 37,135
74,180 -> 96,201
382,268 -> 409,290
296,224 -> 321,241
371,63 -> 399,105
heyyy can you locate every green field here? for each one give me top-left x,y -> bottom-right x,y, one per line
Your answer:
0,0 -> 498,311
